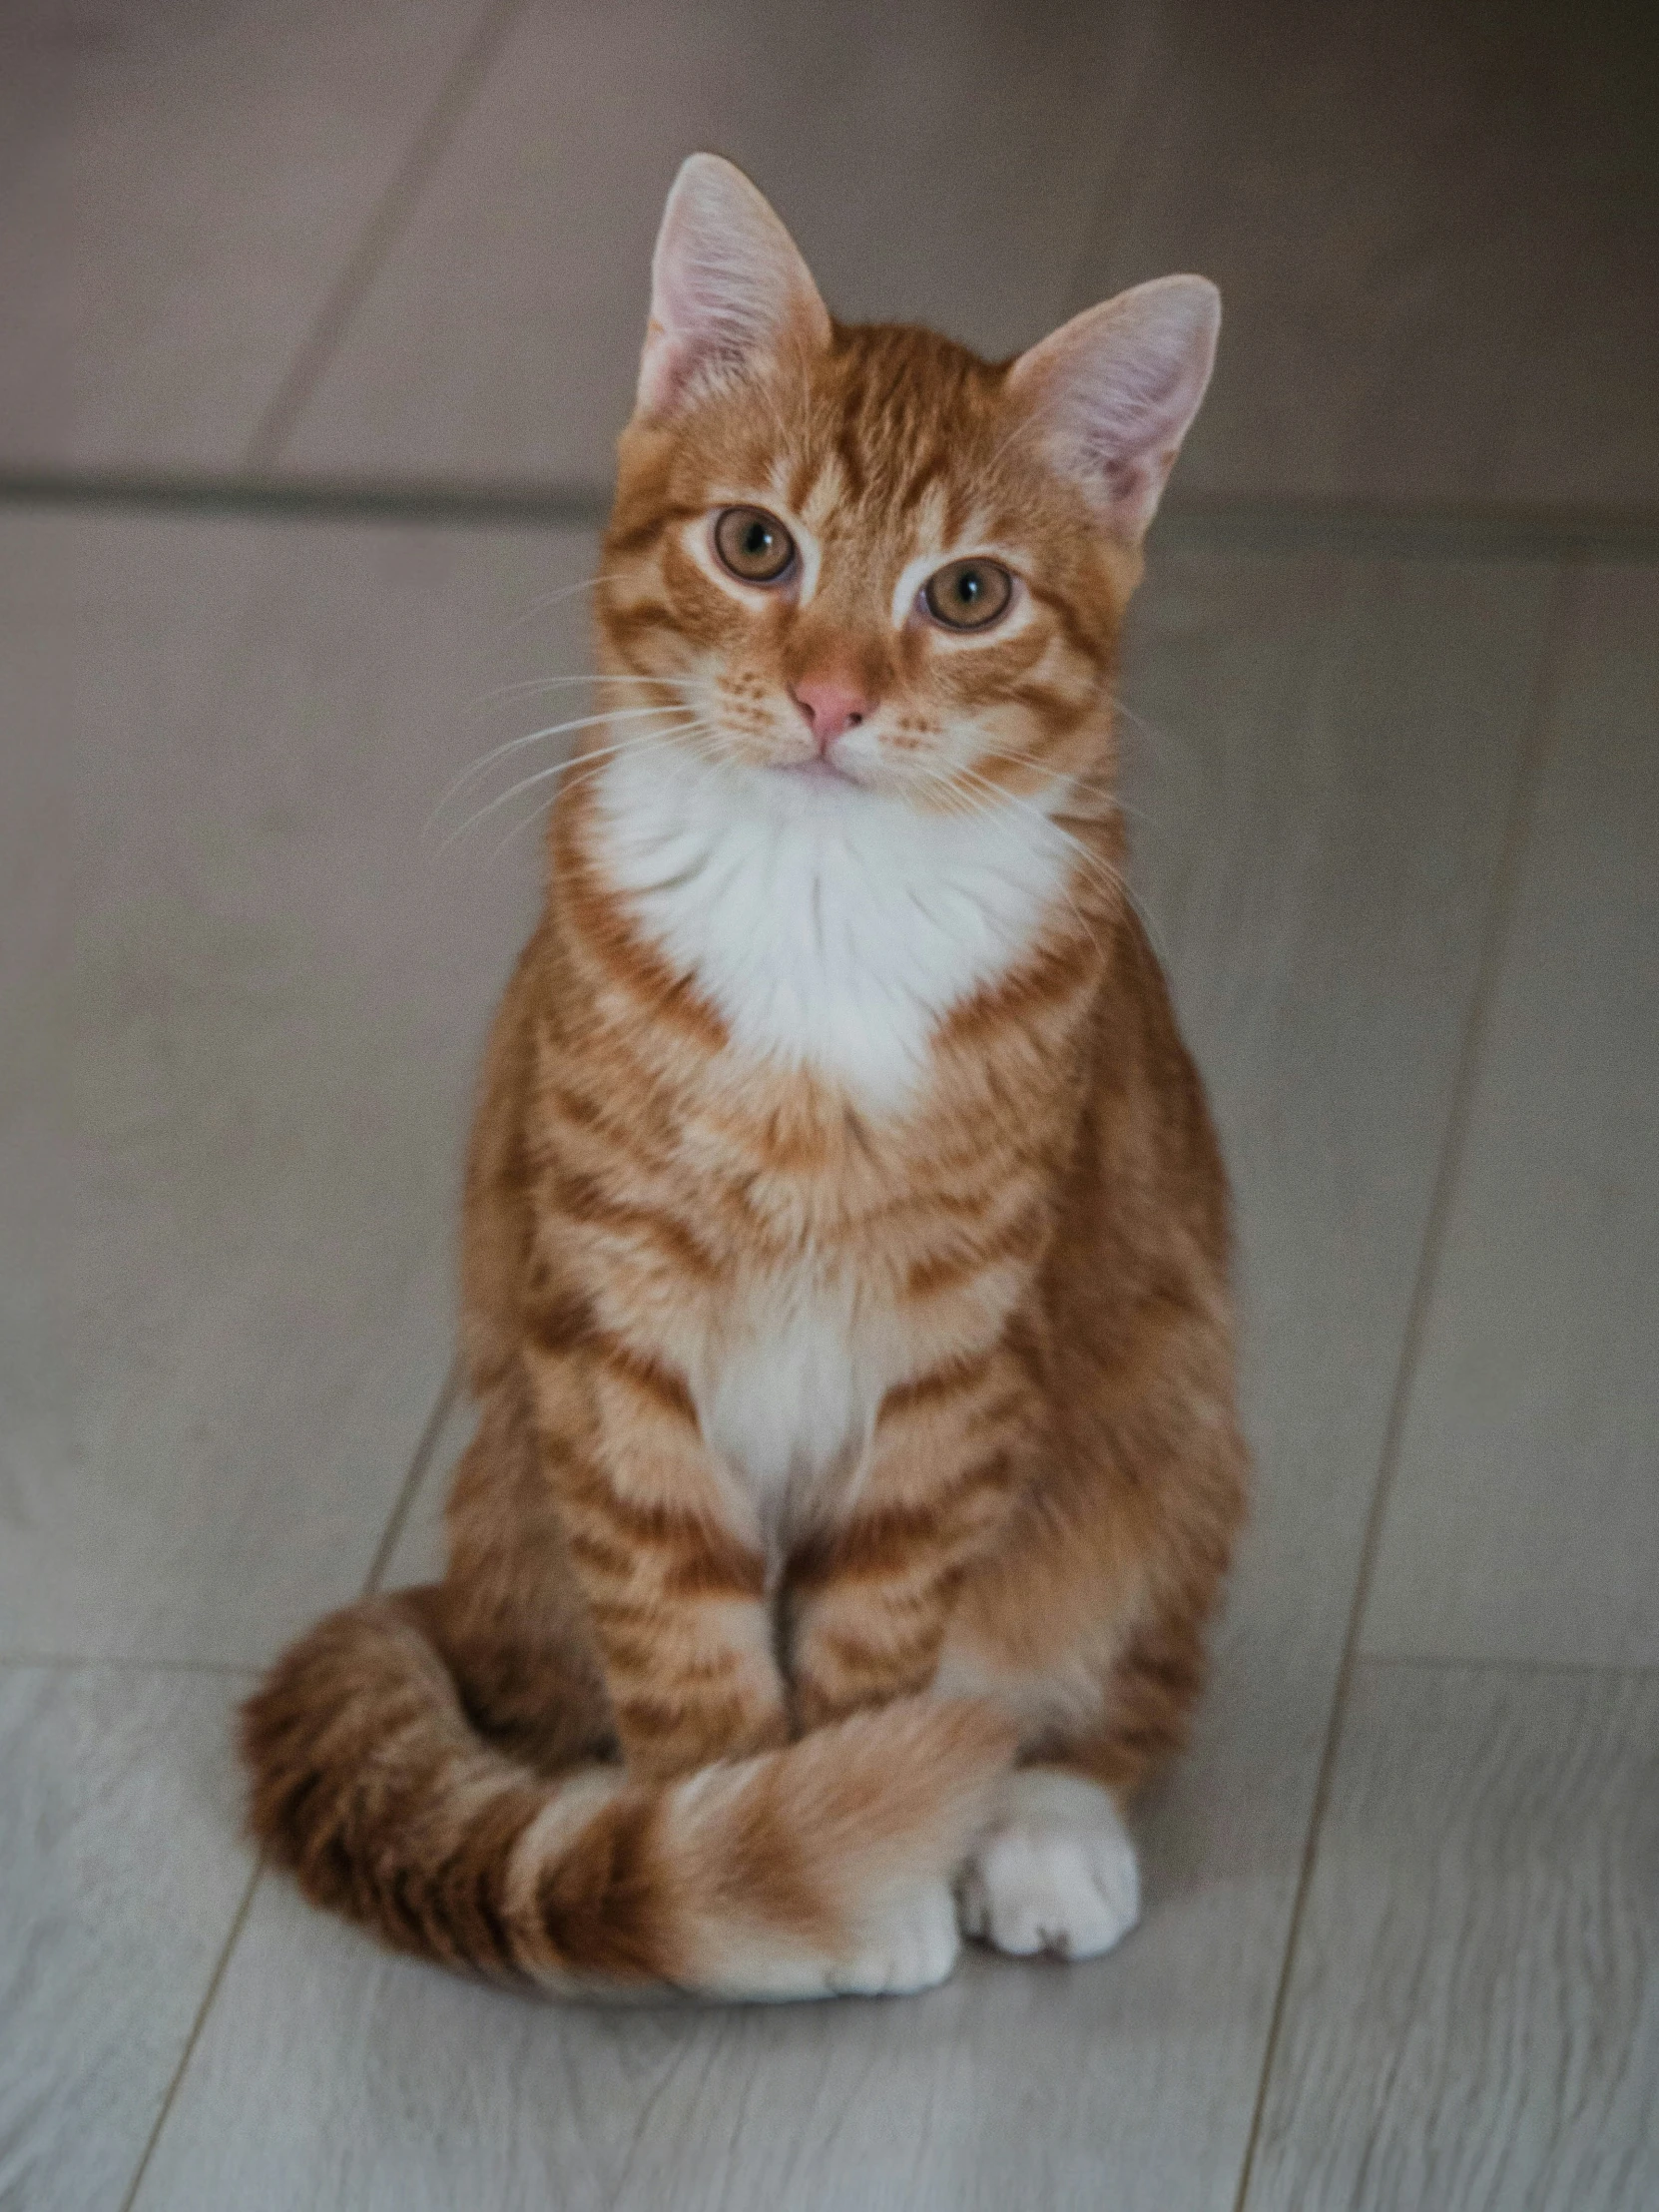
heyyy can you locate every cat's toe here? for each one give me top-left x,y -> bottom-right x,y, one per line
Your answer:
826,1877 -> 961,1996
958,1768 -> 1139,1961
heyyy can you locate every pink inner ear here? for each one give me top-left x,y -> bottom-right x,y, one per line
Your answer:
1011,276 -> 1221,539
636,155 -> 830,419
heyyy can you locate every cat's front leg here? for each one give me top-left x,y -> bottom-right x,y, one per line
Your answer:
529,1335 -> 789,1783
786,1344 -> 1031,1732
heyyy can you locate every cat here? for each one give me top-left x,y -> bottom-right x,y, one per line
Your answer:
242,153 -> 1246,2000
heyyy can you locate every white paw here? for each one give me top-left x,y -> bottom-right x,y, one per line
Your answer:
826,1877 -> 961,1996
957,1769 -> 1140,1960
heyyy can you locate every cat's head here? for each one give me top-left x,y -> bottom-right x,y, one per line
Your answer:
598,155 -> 1217,810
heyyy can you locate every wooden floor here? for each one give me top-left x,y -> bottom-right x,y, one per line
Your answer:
2,5 -> 1656,2207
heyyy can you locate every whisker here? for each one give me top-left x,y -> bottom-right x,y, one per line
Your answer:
969,741 -> 1150,831
959,774 -> 1107,938
478,741 -> 672,862
436,720 -> 710,850
945,757 -> 1163,953
478,725 -> 734,864
909,760 -> 1107,954
1111,693 -> 1212,815
957,768 -> 1116,880
951,718 -> 1121,834
468,672 -> 702,714
497,573 -> 621,638
426,704 -> 704,832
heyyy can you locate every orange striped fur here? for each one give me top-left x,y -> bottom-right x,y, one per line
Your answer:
243,156 -> 1245,1996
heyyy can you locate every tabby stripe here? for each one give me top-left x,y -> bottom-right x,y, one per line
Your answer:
590,1331 -> 699,1422
603,599 -> 680,655
545,1081 -> 674,1185
790,1453 -> 1011,1588
605,499 -> 702,557
561,1521 -> 639,1582
877,1351 -> 999,1424
941,928 -> 1098,1049
903,1206 -> 1046,1300
1006,679 -> 1088,727
612,1685 -> 752,1744
659,1542 -> 770,1599
527,1286 -> 594,1357
534,1790 -> 682,1982
895,449 -> 946,516
1024,575 -> 1110,664
598,1626 -> 752,1689
561,1457 -> 767,1596
831,421 -> 867,504
814,1615 -> 948,1682
426,1790 -> 538,1973
553,1170 -> 722,1281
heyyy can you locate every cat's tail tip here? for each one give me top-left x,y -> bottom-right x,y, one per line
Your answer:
659,1695 -> 1019,2000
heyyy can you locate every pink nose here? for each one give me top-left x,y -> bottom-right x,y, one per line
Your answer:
790,677 -> 868,748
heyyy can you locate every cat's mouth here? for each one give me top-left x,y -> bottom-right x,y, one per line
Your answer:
775,752 -> 863,789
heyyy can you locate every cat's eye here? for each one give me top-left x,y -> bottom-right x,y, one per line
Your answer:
713,506 -> 797,585
921,557 -> 1015,632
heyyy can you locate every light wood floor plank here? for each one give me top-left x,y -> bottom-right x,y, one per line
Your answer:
0,0 -> 507,472
1066,3 -> 1659,508
1245,1660 -> 1659,2212
0,1664 -> 254,2212
0,513 -> 596,1663
1362,567 -> 1659,1667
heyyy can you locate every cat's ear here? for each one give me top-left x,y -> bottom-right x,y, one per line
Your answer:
636,154 -> 830,418
1007,276 -> 1220,541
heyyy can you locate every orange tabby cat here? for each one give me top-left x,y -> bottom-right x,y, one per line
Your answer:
243,155 -> 1246,1998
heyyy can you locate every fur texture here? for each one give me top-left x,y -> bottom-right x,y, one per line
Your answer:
243,155 -> 1246,1999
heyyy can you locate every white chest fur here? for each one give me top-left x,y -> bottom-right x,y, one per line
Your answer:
593,742 -> 1069,1115
591,741 -> 1068,1522
695,1263 -> 880,1539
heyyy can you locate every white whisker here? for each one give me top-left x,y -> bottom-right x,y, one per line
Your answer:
933,749 -> 1162,959
478,725 -> 733,864
468,672 -> 702,714
497,573 -> 621,638
426,704 -> 704,834
942,768 -> 1107,953
437,721 -> 710,851
968,739 -> 1149,831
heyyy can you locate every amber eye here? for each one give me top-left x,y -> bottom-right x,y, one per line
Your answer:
713,506 -> 797,585
921,557 -> 1014,632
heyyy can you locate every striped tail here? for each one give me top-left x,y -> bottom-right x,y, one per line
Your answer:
241,1591 -> 1016,1998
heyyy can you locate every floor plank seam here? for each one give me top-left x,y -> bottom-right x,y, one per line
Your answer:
1226,557 -> 1583,2212
363,1363 -> 462,1595
0,1655 -> 260,1676
0,467 -> 610,530
1360,1649 -> 1659,1684
109,1364 -> 459,2206
5,470 -> 1659,563
116,1862 -> 266,2212
241,0 -> 531,471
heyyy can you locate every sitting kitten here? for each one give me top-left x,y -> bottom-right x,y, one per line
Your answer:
243,155 -> 1246,1999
